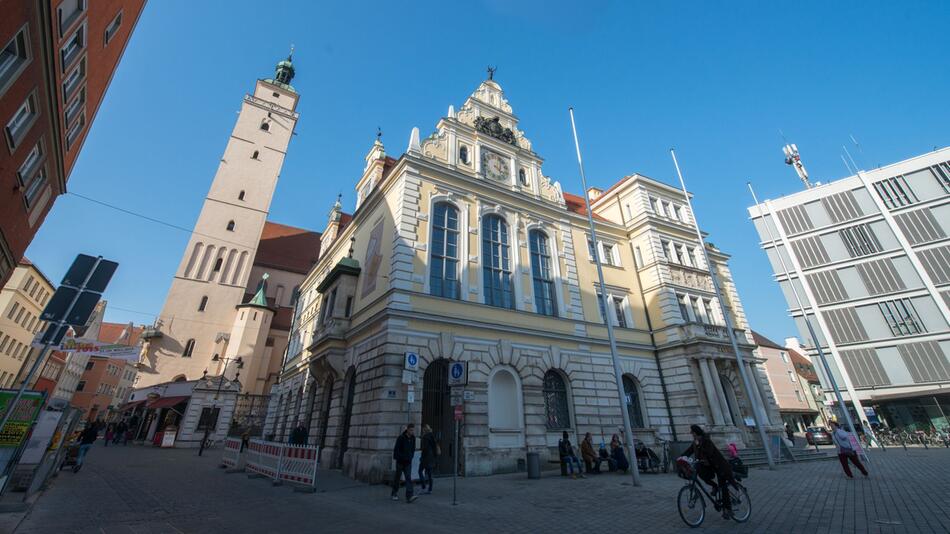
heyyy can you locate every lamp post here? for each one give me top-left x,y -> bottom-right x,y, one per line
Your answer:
198,355 -> 243,456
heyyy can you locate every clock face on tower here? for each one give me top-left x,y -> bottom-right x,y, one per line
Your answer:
480,149 -> 510,182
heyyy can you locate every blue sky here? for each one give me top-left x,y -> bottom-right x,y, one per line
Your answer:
25,0 -> 950,343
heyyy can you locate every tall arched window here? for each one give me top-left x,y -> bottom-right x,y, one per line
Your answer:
429,202 -> 460,299
489,368 -> 519,430
622,375 -> 645,428
238,190 -> 245,201
212,257 -> 223,273
198,296 -> 208,311
182,339 -> 196,358
529,230 -> 556,316
519,168 -> 528,186
251,150 -> 259,159
226,220 -> 235,231
543,370 -> 570,430
482,215 -> 513,309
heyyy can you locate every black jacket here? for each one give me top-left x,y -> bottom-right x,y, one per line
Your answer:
558,439 -> 575,458
420,432 -> 438,461
393,431 -> 415,464
683,436 -> 733,477
79,427 -> 98,445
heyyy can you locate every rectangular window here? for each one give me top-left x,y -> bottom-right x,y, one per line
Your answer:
85,361 -> 93,370
0,27 -> 29,96
794,390 -> 803,402
934,162 -> 950,193
62,58 -> 85,103
780,351 -> 789,363
429,203 -> 460,300
674,244 -> 686,265
76,381 -> 85,392
21,163 -> 46,209
65,112 -> 85,149
702,299 -> 716,325
672,205 -> 683,222
894,209 -> 946,246
5,94 -> 37,149
197,407 -> 220,431
677,294 -> 690,322
839,224 -> 881,258
788,370 -> 796,383
878,298 -> 925,337
58,0 -> 86,37
322,288 -> 337,324
873,175 -> 918,209
597,293 -> 608,325
104,11 -> 123,45
690,297 -> 703,324
650,197 -> 661,216
64,88 -> 85,126
587,239 -> 597,259
60,24 -> 86,72
601,243 -> 617,266
612,296 -> 627,328
344,296 -> 353,317
660,240 -> 671,262
6,303 -> 18,319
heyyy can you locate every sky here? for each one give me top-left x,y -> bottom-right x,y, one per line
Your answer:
25,0 -> 950,343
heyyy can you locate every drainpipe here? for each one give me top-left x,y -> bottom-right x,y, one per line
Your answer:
631,246 -> 678,442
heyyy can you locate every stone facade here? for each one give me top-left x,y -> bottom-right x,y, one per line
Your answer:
266,76 -> 783,482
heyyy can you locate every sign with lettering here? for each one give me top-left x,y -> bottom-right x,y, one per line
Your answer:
0,390 -> 44,448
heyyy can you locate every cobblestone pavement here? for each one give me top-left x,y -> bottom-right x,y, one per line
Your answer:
9,444 -> 950,533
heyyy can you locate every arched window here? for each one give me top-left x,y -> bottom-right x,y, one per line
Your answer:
260,122 -> 269,132
238,190 -> 245,201
459,145 -> 469,164
173,374 -> 187,382
429,202 -> 460,299
543,370 -> 570,430
519,168 -> 528,186
226,220 -> 235,231
198,296 -> 208,311
182,339 -> 196,358
622,375 -> 645,428
529,230 -> 556,316
251,150 -> 259,159
212,257 -> 223,273
482,215 -> 513,309
489,368 -> 520,430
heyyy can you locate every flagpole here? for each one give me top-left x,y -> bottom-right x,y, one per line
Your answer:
569,108 -> 641,487
669,149 -> 776,469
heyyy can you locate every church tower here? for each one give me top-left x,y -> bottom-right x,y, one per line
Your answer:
138,55 -> 301,388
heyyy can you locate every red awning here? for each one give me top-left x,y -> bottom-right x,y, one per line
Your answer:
146,396 -> 190,409
119,400 -> 146,411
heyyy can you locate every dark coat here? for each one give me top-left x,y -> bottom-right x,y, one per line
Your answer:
393,431 -> 415,464
289,426 -> 308,445
558,439 -> 576,458
80,426 -> 98,445
420,432 -> 438,462
683,436 -> 733,477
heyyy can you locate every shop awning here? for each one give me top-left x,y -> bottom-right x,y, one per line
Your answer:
146,396 -> 191,409
119,400 -> 146,411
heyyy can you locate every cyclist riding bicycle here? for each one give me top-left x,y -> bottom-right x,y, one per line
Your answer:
679,424 -> 735,519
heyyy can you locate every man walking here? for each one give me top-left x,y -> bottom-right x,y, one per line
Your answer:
830,420 -> 868,478
391,423 -> 418,503
785,423 -> 795,446
73,423 -> 99,473
418,424 -> 437,494
289,421 -> 308,445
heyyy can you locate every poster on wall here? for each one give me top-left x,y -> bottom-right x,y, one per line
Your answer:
361,221 -> 384,298
18,411 -> 63,464
0,390 -> 45,448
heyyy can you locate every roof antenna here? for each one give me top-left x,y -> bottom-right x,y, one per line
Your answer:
782,142 -> 812,189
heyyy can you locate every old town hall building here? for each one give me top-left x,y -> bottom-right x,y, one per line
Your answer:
264,74 -> 783,482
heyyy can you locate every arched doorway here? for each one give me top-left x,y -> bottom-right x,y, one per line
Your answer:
318,376 -> 334,450
422,359 -> 454,474
337,369 -> 356,468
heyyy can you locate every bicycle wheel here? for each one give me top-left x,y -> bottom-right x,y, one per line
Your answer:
728,482 -> 751,523
677,484 -> 706,528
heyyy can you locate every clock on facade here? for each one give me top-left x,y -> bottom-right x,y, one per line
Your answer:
480,149 -> 510,182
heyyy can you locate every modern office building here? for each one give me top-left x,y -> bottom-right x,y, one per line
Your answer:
0,0 -> 146,287
748,147 -> 950,432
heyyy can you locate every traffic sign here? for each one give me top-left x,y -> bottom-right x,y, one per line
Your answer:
407,391 -> 415,404
401,370 -> 416,385
404,351 -> 419,371
453,405 -> 463,421
450,388 -> 463,407
447,361 -> 467,386
61,254 -> 117,292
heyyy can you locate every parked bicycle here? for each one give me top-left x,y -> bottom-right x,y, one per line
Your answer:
676,458 -> 751,528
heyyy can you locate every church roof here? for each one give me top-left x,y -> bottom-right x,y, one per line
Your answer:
254,221 -> 322,275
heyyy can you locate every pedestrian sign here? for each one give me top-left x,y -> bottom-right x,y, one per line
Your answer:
404,351 -> 419,371
447,361 -> 467,386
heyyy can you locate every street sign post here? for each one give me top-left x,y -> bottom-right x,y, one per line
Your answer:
0,254 -> 117,458
453,403 -> 462,506
450,388 -> 463,407
447,362 -> 467,387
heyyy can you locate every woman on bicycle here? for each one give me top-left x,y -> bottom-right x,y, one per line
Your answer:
681,424 -> 735,518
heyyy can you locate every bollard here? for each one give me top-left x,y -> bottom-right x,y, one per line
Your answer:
526,452 -> 541,479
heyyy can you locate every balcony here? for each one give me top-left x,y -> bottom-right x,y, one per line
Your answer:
674,322 -> 750,345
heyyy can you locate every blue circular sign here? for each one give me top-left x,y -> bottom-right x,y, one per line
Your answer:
407,353 -> 418,366
451,363 -> 463,379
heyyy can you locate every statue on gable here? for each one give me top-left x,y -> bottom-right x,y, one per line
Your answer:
474,116 -> 517,146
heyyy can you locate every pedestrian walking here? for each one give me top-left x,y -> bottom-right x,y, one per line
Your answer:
289,421 -> 308,445
785,423 -> 795,446
104,422 -> 115,447
114,421 -> 128,445
418,424 -> 438,494
390,423 -> 418,503
830,420 -> 868,479
73,423 -> 99,472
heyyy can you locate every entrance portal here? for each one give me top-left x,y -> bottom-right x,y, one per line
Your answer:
338,370 -> 356,468
422,359 -> 456,475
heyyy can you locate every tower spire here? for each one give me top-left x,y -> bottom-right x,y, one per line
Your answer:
270,46 -> 296,91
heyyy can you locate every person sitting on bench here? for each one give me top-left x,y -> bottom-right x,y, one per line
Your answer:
581,432 -> 604,473
610,434 -> 630,473
559,431 -> 584,479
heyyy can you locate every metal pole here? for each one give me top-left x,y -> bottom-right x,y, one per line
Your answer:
669,150 -> 776,468
0,257 -> 103,435
747,183 -> 867,464
199,362 -> 229,456
452,418 -> 458,505
568,108 -> 641,487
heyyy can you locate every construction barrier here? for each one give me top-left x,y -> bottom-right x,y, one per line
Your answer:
243,439 -> 319,489
220,437 -> 244,469
279,444 -> 320,487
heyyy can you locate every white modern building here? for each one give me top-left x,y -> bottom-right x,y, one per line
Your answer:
748,147 -> 950,431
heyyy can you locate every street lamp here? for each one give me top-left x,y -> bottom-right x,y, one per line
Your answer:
198,355 -> 243,456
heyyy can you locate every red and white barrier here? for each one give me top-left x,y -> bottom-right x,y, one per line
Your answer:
243,439 -> 319,489
279,444 -> 320,487
220,437 -> 245,469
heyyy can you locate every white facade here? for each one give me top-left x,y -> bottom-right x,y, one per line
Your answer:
748,147 -> 950,428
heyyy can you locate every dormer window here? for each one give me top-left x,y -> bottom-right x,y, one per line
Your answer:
459,145 -> 469,165
519,168 -> 528,186
260,121 -> 269,132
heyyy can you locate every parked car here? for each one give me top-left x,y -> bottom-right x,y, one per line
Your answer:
805,427 -> 833,445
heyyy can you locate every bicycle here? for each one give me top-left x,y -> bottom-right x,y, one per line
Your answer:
676,458 -> 751,528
